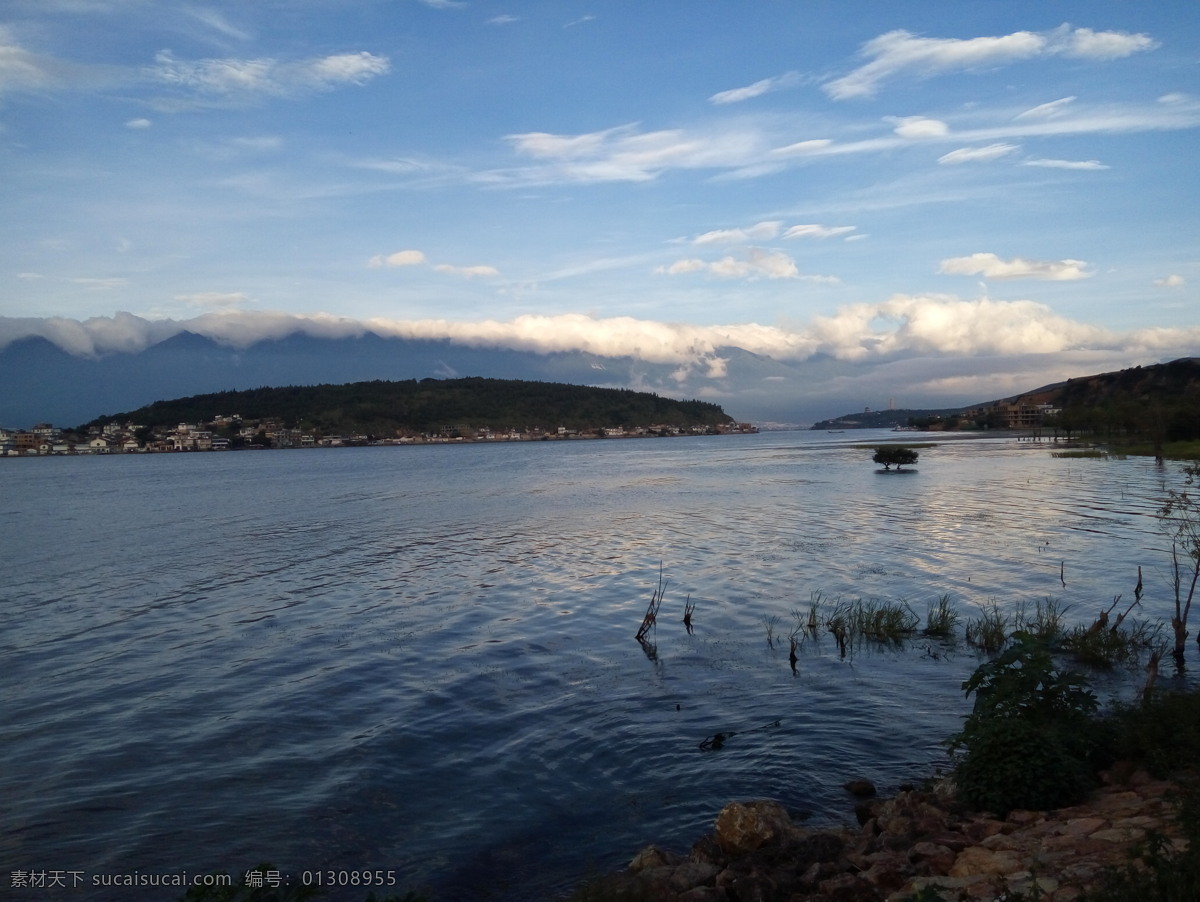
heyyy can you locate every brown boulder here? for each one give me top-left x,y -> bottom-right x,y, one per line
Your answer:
713,800 -> 796,856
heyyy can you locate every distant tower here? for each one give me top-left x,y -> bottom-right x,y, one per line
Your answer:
888,398 -> 895,410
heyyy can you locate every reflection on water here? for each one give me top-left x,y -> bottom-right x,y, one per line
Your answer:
0,432 -> 1190,900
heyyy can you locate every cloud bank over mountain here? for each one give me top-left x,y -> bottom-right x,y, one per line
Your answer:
3,303 -> 1196,427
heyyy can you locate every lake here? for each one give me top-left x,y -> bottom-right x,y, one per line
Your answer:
0,431 -> 1190,901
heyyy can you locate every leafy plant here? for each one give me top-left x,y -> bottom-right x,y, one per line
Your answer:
950,634 -> 1105,815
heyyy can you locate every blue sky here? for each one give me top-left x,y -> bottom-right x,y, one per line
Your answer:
2,0 -> 1198,415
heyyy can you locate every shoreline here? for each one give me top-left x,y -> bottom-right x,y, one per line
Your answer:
572,768 -> 1188,901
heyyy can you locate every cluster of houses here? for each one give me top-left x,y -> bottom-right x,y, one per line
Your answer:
1,418 -> 758,456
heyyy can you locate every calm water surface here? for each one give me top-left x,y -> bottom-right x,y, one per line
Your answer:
0,431 -> 1190,900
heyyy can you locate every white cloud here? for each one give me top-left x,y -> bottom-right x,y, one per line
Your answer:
125,117 -> 152,129
783,224 -> 856,240
825,26 -> 1156,100
693,221 -> 781,244
5,307 -> 1200,393
709,73 -> 797,105
369,249 -> 426,268
504,124 -> 768,183
808,294 -> 1111,359
1154,274 -> 1185,288
656,259 -> 707,275
938,253 -> 1092,281
1015,97 -> 1077,120
1021,158 -> 1108,170
660,248 -> 800,280
370,249 -> 498,278
890,116 -> 950,139
938,143 -> 1019,164
1056,26 -> 1157,60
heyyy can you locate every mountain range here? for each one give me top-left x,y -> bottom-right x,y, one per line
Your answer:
0,330 -> 850,429
3,327 -> 1197,433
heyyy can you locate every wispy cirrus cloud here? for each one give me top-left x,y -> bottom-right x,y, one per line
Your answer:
503,124 -> 769,183
1016,96 -> 1078,120
693,221 -> 781,244
145,49 -> 390,108
491,92 -> 1199,188
938,253 -> 1092,281
938,143 -> 1020,165
369,248 -> 499,279
783,224 -> 857,240
1022,158 -> 1108,170
825,25 -> 1157,100
709,72 -> 800,105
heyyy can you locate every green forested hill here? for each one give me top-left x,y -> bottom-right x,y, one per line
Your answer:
86,378 -> 734,435
1047,357 -> 1200,442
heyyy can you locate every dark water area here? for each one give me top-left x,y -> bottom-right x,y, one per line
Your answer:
1,431 -> 1192,901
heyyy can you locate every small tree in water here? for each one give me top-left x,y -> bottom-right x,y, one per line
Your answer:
872,445 -> 919,470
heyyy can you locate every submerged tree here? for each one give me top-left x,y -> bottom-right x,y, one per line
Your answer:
1160,463 -> 1200,662
872,445 -> 919,470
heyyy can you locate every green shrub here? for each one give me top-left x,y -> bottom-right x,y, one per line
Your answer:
950,633 -> 1104,815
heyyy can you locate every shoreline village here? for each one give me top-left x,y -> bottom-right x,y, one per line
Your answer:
0,420 -> 759,456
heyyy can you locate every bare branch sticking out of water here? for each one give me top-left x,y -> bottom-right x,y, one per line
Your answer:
635,564 -> 666,642
683,595 -> 695,634
698,719 -> 782,751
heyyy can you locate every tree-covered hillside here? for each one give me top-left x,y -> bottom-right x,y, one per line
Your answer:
85,377 -> 735,435
1049,357 -> 1200,444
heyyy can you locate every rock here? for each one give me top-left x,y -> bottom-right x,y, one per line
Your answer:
628,844 -> 681,873
689,833 -> 727,867
713,800 -> 795,856
861,854 -> 911,891
909,840 -> 956,874
1007,808 -> 1042,825
949,845 -> 1022,878
669,861 -> 720,893
845,779 -> 878,797
1060,816 -> 1108,835
818,872 -> 879,901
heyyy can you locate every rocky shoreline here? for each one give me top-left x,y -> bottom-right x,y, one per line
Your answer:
574,769 -> 1187,901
